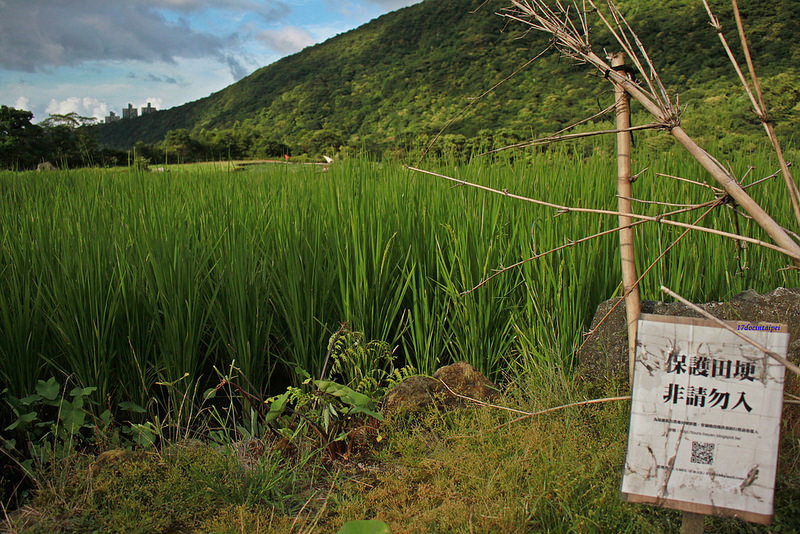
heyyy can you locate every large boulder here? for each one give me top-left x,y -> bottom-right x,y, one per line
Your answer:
578,288 -> 800,390
382,362 -> 498,415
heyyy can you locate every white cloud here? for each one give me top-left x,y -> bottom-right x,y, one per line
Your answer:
137,97 -> 165,110
256,27 -> 316,55
0,0 -> 279,78
14,96 -> 30,110
46,97 -> 110,120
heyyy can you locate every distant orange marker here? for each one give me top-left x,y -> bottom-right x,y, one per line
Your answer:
284,154 -> 289,162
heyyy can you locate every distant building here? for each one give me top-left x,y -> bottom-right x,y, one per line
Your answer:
122,103 -> 138,119
104,111 -> 120,124
140,102 -> 157,115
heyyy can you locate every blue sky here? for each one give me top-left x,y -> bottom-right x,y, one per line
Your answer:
0,1 -> 421,122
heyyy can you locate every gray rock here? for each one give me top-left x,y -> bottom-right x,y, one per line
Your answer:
578,288 -> 800,390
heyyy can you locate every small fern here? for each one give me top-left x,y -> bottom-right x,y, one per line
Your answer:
325,325 -> 414,398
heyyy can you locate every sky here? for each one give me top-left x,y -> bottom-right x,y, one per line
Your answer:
0,0 -> 422,123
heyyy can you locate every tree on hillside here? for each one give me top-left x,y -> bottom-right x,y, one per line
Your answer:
0,106 -> 45,169
41,112 -> 98,129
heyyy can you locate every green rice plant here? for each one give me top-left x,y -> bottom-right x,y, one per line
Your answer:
330,189 -> 413,347
0,248 -> 50,399
206,185 -> 278,393
0,147 -> 796,415
266,189 -> 339,380
125,178 -> 219,401
401,255 -> 451,375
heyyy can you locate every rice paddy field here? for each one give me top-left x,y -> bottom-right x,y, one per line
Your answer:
0,148 -> 797,409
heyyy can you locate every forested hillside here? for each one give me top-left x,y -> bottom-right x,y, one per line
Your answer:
90,0 -> 800,157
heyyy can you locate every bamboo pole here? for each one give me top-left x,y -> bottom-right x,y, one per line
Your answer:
729,0 -> 800,229
612,52 -> 640,384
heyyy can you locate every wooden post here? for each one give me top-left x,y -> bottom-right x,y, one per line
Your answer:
681,511 -> 705,534
612,52 -> 641,383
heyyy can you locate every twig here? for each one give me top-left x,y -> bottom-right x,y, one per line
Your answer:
656,172 -> 723,194
421,43 -> 554,161
703,0 -> 800,228
290,490 -> 318,532
617,195 -> 706,209
404,165 -> 800,260
483,122 -> 662,155
578,199 -> 723,353
302,471 -> 339,534
495,395 -> 632,429
481,101 -> 617,156
555,102 -> 617,136
434,376 -> 632,430
744,163 -> 791,190
660,285 -> 800,376
701,0 -> 759,115
436,378 -> 535,415
466,199 -> 719,295
463,218 -> 647,294
655,164 -> 785,202
605,2 -> 660,104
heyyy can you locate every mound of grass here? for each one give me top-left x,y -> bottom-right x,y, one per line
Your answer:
7,441 -> 326,533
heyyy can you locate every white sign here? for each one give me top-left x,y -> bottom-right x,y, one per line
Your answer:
621,314 -> 789,524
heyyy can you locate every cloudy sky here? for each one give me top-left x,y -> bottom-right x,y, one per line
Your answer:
0,0 -> 421,122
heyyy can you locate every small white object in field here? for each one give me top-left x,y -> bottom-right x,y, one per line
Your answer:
322,155 -> 333,164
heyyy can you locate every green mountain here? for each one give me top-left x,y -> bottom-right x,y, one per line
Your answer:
91,0 -> 800,156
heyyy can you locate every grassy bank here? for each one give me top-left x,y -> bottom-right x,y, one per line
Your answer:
6,363 -> 799,533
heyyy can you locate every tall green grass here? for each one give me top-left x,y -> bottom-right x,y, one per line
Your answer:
0,149 -> 795,411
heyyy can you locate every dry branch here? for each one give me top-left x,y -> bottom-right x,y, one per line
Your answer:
495,395 -> 632,429
404,164 -> 800,260
483,122 -> 661,155
435,377 -> 633,429
701,0 -> 800,228
463,219 -> 647,294
481,102 -> 617,155
421,44 -> 554,161
660,285 -> 800,377
577,199 -> 723,356
617,196 -> 705,209
467,199 -> 722,295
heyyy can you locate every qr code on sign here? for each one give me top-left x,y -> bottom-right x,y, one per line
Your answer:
690,441 -> 715,465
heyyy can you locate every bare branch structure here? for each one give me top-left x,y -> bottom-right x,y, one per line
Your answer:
701,0 -> 800,229
499,0 -> 800,261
